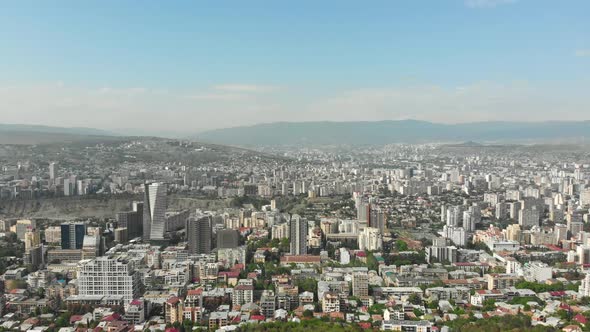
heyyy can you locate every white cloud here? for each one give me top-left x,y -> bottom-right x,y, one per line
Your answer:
213,84 -> 278,93
575,49 -> 590,57
185,93 -> 247,101
304,82 -> 589,124
465,0 -> 517,8
0,83 -> 284,133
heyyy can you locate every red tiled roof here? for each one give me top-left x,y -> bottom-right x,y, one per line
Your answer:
560,302 -> 571,310
187,289 -> 203,296
358,322 -> 372,329
235,285 -> 254,291
101,313 -> 122,322
546,245 -> 566,252
167,297 -> 180,305
574,314 -> 587,324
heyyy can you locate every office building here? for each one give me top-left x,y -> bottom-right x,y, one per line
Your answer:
61,222 -> 86,250
143,183 -> 167,241
117,201 -> 143,239
49,162 -> 56,182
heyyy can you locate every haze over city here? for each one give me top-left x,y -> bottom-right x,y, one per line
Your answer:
1,0 -> 589,135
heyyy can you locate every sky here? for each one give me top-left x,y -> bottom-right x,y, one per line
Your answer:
0,0 -> 589,135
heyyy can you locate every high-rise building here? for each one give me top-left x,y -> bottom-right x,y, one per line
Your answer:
357,202 -> 371,223
63,178 -> 75,196
495,202 -> 507,220
77,256 -> 140,302
352,272 -> 369,297
579,273 -> 590,297
13,219 -> 36,240
114,227 -> 128,243
370,208 -> 387,233
82,233 -> 102,258
24,228 -> 43,268
505,224 -> 522,242
358,227 -> 383,251
289,214 -> 307,255
187,214 -> 212,254
519,206 -> 540,228
554,223 -> 568,244
143,183 -> 167,241
446,206 -> 463,227
232,279 -> 254,309
578,245 -> 590,265
49,162 -> 56,181
509,201 -> 522,220
581,189 -> 590,207
44,226 -> 62,244
117,201 -> 144,240
61,222 -> 86,250
216,229 -> 239,249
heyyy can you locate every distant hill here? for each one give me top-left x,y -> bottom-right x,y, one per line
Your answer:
0,123 -> 116,136
0,123 -> 118,145
195,120 -> 590,146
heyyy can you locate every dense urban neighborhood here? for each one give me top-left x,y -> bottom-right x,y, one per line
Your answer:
1,138 -> 590,332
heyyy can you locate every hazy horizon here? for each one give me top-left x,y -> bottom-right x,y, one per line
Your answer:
1,1 -> 589,133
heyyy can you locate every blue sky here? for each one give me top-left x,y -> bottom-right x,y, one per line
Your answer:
0,0 -> 588,134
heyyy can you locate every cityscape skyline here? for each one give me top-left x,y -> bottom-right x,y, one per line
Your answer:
3,2 -> 590,331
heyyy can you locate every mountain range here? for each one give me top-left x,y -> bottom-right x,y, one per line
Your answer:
0,124 -> 119,145
1,120 -> 590,146
195,120 -> 590,146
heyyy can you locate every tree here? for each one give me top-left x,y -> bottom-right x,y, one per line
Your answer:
395,240 -> 409,252
482,299 -> 496,312
182,319 -> 194,332
427,300 -> 439,309
296,278 -> 318,295
408,293 -> 422,305
413,308 -> 424,318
